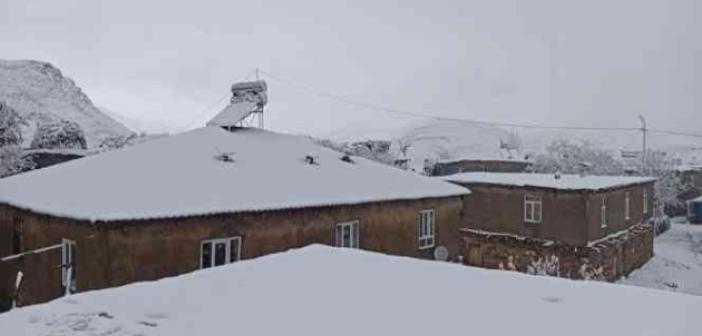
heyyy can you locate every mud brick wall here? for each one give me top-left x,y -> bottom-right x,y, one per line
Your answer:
0,196 -> 464,307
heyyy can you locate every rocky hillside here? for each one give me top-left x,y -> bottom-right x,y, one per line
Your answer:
0,60 -> 132,148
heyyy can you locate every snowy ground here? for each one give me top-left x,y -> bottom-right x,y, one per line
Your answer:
1,245 -> 700,336
620,219 -> 702,296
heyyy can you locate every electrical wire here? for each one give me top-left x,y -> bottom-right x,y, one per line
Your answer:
259,69 -> 702,138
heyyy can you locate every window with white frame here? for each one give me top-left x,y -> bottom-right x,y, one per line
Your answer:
61,239 -> 77,294
418,209 -> 435,249
336,220 -> 360,248
643,189 -> 648,214
625,192 -> 631,221
524,195 -> 542,223
201,236 -> 241,269
601,196 -> 608,228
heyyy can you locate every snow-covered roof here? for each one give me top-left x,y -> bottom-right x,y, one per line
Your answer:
675,164 -> 702,172
1,245 -> 699,336
436,156 -> 531,164
442,172 -> 655,191
0,126 -> 468,221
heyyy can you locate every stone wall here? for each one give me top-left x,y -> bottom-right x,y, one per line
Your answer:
461,223 -> 653,282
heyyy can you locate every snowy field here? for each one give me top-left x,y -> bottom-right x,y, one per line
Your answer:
0,245 -> 700,336
620,220 -> 702,296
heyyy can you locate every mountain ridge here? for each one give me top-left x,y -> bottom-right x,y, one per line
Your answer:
0,59 -> 133,148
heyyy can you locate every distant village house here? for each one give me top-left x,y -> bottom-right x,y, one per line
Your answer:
442,172 -> 656,281
432,158 -> 531,176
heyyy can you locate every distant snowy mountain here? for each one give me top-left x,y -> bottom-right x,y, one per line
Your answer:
100,107 -> 175,135
0,60 -> 133,148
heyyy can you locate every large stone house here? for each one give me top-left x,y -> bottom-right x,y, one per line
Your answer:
442,172 -> 656,281
0,126 -> 469,308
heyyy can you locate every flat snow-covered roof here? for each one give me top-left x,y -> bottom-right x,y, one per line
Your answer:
0,246 -> 698,336
442,172 -> 655,191
0,127 -> 468,221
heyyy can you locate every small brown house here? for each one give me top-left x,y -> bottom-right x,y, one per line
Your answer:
0,126 -> 469,308
442,172 -> 656,281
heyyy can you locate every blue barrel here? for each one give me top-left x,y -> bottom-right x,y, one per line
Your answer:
688,198 -> 702,224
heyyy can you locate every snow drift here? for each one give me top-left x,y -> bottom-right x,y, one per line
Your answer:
0,245 -> 699,336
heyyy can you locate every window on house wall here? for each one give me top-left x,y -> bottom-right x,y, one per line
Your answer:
61,239 -> 77,295
625,192 -> 631,221
601,196 -> 608,228
418,209 -> 435,249
201,236 -> 242,269
524,195 -> 542,223
643,189 -> 649,215
336,220 -> 360,248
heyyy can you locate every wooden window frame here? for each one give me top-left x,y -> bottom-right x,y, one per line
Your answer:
335,220 -> 360,249
200,236 -> 242,269
524,195 -> 542,223
418,209 -> 436,250
61,239 -> 77,294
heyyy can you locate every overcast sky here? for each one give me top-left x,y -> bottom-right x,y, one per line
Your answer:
1,0 -> 700,138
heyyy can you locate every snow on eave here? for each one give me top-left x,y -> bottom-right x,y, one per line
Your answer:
441,172 -> 657,192
460,228 -> 556,244
0,192 -> 470,224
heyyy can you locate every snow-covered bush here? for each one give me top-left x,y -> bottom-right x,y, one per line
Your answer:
640,152 -> 691,217
31,119 -> 87,150
0,101 -> 33,178
530,139 -> 624,175
0,100 -> 26,147
98,133 -> 139,150
0,145 -> 34,178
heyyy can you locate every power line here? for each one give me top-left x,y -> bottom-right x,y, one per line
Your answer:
648,129 -> 702,139
260,69 -> 702,138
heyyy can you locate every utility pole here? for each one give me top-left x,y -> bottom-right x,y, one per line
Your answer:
639,115 -> 647,174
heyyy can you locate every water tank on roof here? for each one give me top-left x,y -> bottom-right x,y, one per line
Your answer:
207,80 -> 268,128
230,80 -> 267,106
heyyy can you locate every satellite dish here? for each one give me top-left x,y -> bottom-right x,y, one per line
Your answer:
434,246 -> 449,261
